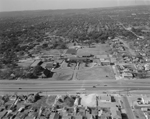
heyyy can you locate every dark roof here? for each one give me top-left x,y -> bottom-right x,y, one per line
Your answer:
45,63 -> 54,68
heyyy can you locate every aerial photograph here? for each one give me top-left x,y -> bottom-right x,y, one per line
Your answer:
1,0 -> 150,119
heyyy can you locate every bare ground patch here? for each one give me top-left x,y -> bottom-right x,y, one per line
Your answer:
77,66 -> 115,80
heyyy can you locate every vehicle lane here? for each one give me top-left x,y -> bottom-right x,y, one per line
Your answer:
122,96 -> 136,119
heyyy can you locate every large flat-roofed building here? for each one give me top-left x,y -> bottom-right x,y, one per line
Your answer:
122,72 -> 133,79
98,94 -> 111,102
100,59 -> 110,65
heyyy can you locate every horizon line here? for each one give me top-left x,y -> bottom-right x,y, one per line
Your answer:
0,4 -> 149,13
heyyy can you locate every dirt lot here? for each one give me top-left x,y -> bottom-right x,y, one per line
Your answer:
76,66 -> 115,80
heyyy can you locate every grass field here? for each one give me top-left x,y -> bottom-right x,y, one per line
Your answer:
77,66 -> 115,80
53,69 -> 73,81
76,43 -> 115,80
44,43 -> 113,81
77,44 -> 109,56
42,49 -> 66,56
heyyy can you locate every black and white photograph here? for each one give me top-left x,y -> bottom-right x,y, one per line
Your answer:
0,0 -> 150,119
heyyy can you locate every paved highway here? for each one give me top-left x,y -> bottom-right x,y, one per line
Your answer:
2,79 -> 150,83
1,79 -> 150,85
1,80 -> 150,93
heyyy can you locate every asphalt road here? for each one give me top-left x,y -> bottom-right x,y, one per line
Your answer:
119,39 -> 136,56
109,15 -> 142,39
122,96 -> 136,119
117,22 -> 142,39
1,80 -> 150,93
72,62 -> 79,80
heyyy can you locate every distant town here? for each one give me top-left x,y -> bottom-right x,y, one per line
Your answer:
1,5 -> 150,119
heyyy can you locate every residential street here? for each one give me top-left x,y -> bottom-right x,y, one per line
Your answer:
122,96 -> 136,119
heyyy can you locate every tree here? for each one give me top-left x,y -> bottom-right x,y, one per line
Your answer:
43,69 -> 52,78
2,95 -> 9,104
87,40 -> 93,48
137,70 -> 147,78
0,69 -> 12,79
13,68 -> 24,78
42,43 -> 48,49
34,92 -> 42,102
58,43 -> 68,49
0,37 -> 19,67
26,73 -> 38,79
2,50 -> 18,65
33,65 -> 44,77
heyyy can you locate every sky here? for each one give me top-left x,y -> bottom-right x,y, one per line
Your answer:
0,0 -> 150,12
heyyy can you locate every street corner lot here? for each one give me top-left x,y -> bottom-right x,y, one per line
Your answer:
52,69 -> 73,81
76,66 -> 115,80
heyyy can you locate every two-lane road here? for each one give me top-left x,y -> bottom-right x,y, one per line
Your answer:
122,96 -> 136,119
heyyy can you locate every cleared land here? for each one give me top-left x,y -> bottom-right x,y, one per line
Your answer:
42,49 -> 65,56
77,66 -> 115,80
77,44 -> 108,56
53,69 -> 73,81
76,43 -> 115,80
51,61 -> 75,81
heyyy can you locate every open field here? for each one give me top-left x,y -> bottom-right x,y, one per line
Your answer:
52,69 -> 73,81
42,49 -> 66,56
1,5 -> 150,119
1,5 -> 150,81
53,43 -> 113,81
77,44 -> 108,56
77,66 -> 115,80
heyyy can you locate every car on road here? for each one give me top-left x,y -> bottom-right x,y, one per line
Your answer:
93,86 -> 96,88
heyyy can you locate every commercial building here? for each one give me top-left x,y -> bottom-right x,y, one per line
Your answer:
122,72 -> 133,79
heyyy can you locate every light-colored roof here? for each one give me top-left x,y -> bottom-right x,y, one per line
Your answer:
41,62 -> 53,68
98,94 -> 111,102
100,59 -> 110,62
30,60 -> 41,67
122,72 -> 133,77
80,93 -> 98,107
